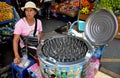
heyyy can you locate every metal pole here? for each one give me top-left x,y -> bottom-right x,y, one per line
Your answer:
77,0 -> 82,20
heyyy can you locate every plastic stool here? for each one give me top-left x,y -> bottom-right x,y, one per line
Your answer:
11,57 -> 35,78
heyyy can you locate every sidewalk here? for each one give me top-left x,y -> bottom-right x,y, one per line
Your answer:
95,71 -> 112,78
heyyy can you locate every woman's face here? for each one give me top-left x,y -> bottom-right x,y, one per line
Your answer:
25,8 -> 37,19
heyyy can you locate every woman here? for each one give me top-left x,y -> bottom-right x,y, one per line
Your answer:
13,1 -> 43,64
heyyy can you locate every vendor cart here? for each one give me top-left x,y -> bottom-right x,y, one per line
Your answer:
34,9 -> 118,78
0,2 -> 19,44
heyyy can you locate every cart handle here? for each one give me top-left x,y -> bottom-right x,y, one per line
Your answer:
69,20 -> 85,32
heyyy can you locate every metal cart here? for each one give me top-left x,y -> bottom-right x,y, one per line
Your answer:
37,9 -> 118,78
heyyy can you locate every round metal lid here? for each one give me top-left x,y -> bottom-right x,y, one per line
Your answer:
85,9 -> 118,46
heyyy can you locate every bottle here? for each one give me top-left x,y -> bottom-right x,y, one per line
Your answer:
93,48 -> 101,59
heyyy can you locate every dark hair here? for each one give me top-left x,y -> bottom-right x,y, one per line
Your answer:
33,8 -> 39,18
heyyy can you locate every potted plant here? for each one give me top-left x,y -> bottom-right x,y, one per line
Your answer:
91,0 -> 120,15
79,0 -> 96,20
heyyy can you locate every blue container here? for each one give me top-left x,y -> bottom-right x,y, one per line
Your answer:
69,20 -> 85,32
78,21 -> 86,31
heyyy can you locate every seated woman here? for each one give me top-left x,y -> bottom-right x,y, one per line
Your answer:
13,1 -> 43,64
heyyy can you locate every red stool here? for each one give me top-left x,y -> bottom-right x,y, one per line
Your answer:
11,57 -> 35,78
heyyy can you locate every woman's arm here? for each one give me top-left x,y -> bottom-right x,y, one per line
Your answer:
39,31 -> 43,43
13,34 -> 21,64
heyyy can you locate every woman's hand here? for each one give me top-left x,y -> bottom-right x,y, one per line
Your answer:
14,56 -> 21,64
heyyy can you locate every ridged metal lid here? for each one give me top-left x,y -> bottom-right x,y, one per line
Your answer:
85,9 -> 118,46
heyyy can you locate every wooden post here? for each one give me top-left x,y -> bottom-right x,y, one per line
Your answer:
115,15 -> 120,39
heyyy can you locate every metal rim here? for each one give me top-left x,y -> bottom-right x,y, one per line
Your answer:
37,35 -> 93,67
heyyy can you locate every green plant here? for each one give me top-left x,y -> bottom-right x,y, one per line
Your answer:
91,0 -> 120,15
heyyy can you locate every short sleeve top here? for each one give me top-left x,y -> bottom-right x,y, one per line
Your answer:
14,17 -> 43,48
